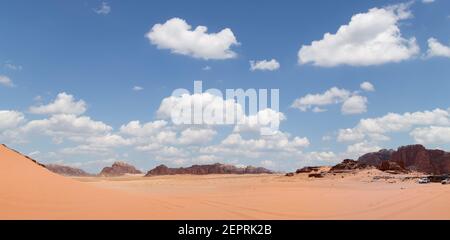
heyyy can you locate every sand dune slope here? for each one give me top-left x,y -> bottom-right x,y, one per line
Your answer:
0,145 -> 184,219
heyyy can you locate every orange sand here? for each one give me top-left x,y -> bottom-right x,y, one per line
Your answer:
1,145 -> 450,220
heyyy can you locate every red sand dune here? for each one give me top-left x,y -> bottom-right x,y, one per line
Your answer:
0,144 -> 180,219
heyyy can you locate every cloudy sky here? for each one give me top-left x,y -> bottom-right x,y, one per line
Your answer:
1,0 -> 450,172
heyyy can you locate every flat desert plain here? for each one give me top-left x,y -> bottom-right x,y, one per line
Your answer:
1,145 -> 450,220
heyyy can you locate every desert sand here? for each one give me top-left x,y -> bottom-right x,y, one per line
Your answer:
1,144 -> 450,220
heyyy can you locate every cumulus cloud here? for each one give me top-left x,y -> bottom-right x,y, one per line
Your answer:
2,91 -> 313,170
178,128 -> 217,145
346,141 -> 381,156
157,92 -> 244,124
291,87 -> 350,112
360,81 -> 375,92
249,59 -> 280,71
213,132 -> 309,154
341,95 -> 368,115
298,3 -> 419,67
0,75 -> 14,87
23,114 -> 112,143
94,2 -> 111,15
156,91 -> 285,134
120,120 -> 168,137
146,18 -> 239,60
410,126 -> 450,144
0,110 -> 25,130
337,108 -> 450,143
233,108 -> 286,134
291,85 -> 369,115
303,151 -> 337,162
29,92 -> 87,115
425,38 -> 450,58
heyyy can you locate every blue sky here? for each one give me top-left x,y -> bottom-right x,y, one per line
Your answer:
1,0 -> 450,172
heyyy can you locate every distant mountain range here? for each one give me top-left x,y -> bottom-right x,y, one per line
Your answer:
4,143 -> 448,177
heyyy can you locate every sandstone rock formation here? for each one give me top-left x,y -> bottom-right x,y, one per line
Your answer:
329,159 -> 369,173
145,163 -> 273,176
358,149 -> 394,166
308,173 -> 325,178
390,145 -> 450,174
99,162 -> 142,177
296,166 -> 320,174
46,164 -> 92,177
355,145 -> 450,174
378,161 -> 406,173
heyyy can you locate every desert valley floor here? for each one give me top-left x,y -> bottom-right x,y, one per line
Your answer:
1,144 -> 450,220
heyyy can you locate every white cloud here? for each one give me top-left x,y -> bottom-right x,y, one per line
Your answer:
341,95 -> 368,115
249,59 -> 280,71
346,141 -> 381,156
425,38 -> 450,58
338,108 -> 450,143
2,91 -> 313,170
0,75 -> 14,87
210,132 -> 309,157
120,120 -> 168,137
234,108 -> 286,134
178,128 -> 217,145
0,110 -> 25,130
23,114 -> 112,143
133,86 -> 144,91
298,3 -> 419,67
360,81 -> 375,92
291,86 -> 368,115
422,0 -> 435,4
337,128 -> 365,142
410,126 -> 450,144
157,92 -> 244,124
146,18 -> 239,60
29,92 -> 87,115
157,92 -> 285,135
94,2 -> 111,15
291,87 -> 351,111
304,151 -> 337,163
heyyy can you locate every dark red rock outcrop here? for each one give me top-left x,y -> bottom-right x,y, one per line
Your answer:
329,159 -> 369,173
45,164 -> 92,177
145,163 -> 273,176
308,173 -> 325,178
99,161 -> 142,177
390,145 -> 450,174
296,166 -> 320,174
355,145 -> 450,174
358,149 -> 394,166
378,161 -> 406,173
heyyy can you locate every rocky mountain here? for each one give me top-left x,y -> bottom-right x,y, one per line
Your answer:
354,145 -> 450,174
99,161 -> 142,177
45,164 -> 92,177
329,159 -> 370,173
390,145 -> 450,174
358,149 -> 394,166
145,163 -> 273,176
